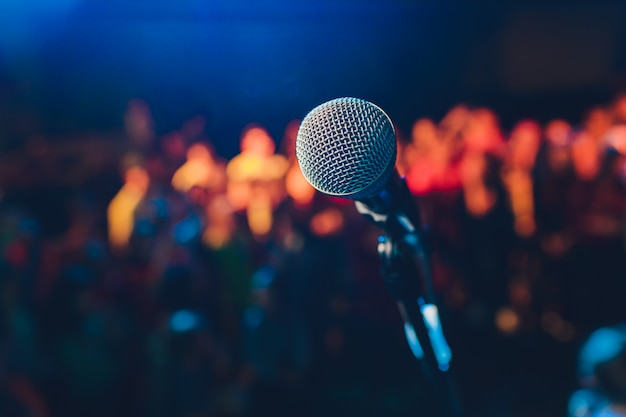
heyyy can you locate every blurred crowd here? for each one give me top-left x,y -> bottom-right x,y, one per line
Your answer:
0,95 -> 626,417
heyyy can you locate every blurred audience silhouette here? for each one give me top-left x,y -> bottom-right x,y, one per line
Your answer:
0,92 -> 626,417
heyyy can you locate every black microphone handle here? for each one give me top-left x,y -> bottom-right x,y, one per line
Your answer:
355,172 -> 436,304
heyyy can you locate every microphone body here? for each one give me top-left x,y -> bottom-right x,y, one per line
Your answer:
295,97 -> 419,224
296,97 -> 431,300
295,97 -> 459,416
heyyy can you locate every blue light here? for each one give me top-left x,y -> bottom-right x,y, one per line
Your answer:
135,218 -> 155,236
568,389 -> 601,417
85,239 -> 105,261
170,310 -> 198,333
19,217 -> 39,238
173,215 -> 201,244
0,0 -> 80,54
243,306 -> 265,328
251,265 -> 276,289
403,323 -> 424,360
579,326 -> 626,377
421,303 -> 452,371
153,198 -> 168,219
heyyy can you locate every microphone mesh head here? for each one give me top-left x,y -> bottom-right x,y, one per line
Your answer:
295,97 -> 396,199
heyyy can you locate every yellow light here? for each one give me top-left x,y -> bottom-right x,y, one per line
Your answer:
285,164 -> 315,208
246,191 -> 272,238
225,125 -> 289,240
203,196 -> 235,249
495,307 -> 520,335
107,166 -> 149,252
171,143 -> 222,193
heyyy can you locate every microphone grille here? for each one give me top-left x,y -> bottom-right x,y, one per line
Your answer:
295,97 -> 396,199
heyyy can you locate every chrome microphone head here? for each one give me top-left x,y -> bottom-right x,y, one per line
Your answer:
295,97 -> 397,200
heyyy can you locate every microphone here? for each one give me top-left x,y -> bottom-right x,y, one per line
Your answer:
295,95 -> 433,288
296,97 -> 447,345
295,97 -> 459,415
296,97 -> 426,241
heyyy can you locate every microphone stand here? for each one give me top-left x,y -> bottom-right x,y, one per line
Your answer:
355,176 -> 463,417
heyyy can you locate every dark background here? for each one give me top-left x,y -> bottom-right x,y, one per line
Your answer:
0,1 -> 625,417
2,1 -> 626,154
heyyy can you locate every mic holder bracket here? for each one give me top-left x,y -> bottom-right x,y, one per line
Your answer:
355,189 -> 444,366
376,226 -> 423,302
355,176 -> 462,417
374,227 -> 460,416
354,174 -> 435,304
